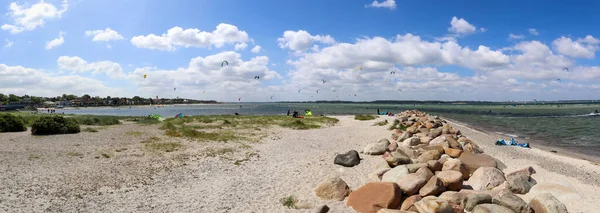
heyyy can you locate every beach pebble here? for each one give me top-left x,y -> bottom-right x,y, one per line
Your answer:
312,204 -> 330,213
334,150 -> 361,167
382,165 -> 409,182
419,176 -> 446,197
492,189 -> 533,213
314,176 -> 350,201
528,193 -> 569,213
472,204 -> 514,213
346,182 -> 403,213
459,152 -> 498,175
436,170 -> 464,191
414,196 -> 454,213
463,193 -> 492,212
468,167 -> 506,190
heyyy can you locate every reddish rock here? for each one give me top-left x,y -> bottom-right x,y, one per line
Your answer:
347,182 -> 403,213
388,142 -> 398,152
458,152 -> 498,175
442,158 -> 470,180
436,170 -> 464,191
444,148 -> 463,158
400,195 -> 422,211
419,176 -> 446,197
445,136 -> 462,150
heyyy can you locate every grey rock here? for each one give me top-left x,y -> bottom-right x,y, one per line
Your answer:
463,193 -> 492,212
334,150 -> 360,167
492,190 -> 533,213
529,193 -> 569,213
507,173 -> 536,194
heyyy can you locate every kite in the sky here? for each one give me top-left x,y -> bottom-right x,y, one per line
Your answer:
270,96 -> 273,100
564,68 -> 569,72
221,61 -> 229,67
254,76 -> 260,80
238,97 -> 241,102
174,88 -> 176,91
398,89 -> 402,92
298,89 -> 301,93
556,78 -> 562,83
390,71 -> 396,74
355,66 -> 362,71
316,89 -> 319,93
143,74 -> 147,79
322,79 -> 326,84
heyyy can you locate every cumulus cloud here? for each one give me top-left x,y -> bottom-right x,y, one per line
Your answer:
1,0 -> 68,33
365,0 -> 396,10
552,35 -> 600,59
130,23 -> 250,51
277,30 -> 335,52
45,31 -> 65,50
85,28 -> 125,42
448,16 -> 477,36
251,45 -> 262,53
57,56 -> 126,78
528,28 -> 539,35
4,39 -> 14,49
234,42 -> 248,50
509,33 -> 525,40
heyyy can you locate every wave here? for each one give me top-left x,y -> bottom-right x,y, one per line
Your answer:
569,113 -> 600,117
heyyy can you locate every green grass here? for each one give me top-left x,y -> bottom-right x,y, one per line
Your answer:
82,127 -> 98,132
373,119 -> 389,126
101,153 -> 111,158
125,117 -> 162,125
388,119 -> 408,131
140,136 -> 162,143
28,154 -> 41,160
202,147 -> 236,157
125,131 -> 143,136
145,142 -> 183,152
279,120 -> 320,130
355,114 -> 377,121
280,195 -> 298,209
6,113 -> 128,127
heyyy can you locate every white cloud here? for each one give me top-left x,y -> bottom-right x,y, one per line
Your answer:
277,30 -> 335,52
45,31 -> 65,50
57,56 -> 126,78
552,36 -> 600,59
130,23 -> 250,51
528,28 -> 539,35
85,28 -> 125,42
251,45 -> 262,53
480,28 -> 487,32
234,42 -> 248,50
509,33 -> 525,40
448,16 -> 477,36
1,0 -> 68,34
4,39 -> 14,49
365,0 -> 396,10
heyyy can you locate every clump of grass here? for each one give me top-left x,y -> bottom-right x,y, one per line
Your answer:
145,142 -> 183,152
233,151 -> 259,166
181,129 -> 241,142
115,148 -> 127,152
125,131 -> 143,136
83,127 -> 98,132
140,136 -> 161,143
280,195 -> 298,209
28,154 -> 41,160
67,152 -> 83,157
74,116 -> 121,126
373,119 -> 389,126
279,120 -> 320,130
203,147 -> 236,157
133,117 -> 162,125
101,153 -> 111,158
355,114 -> 377,121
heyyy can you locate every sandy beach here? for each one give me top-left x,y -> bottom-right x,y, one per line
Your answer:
0,115 -> 598,212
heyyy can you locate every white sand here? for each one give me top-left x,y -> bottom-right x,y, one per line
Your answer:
1,115 -> 598,213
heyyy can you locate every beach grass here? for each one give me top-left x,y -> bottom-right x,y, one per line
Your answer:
83,127 -> 98,132
67,152 -> 84,157
280,195 -> 298,209
145,142 -> 183,153
354,114 -> 377,121
125,131 -> 143,136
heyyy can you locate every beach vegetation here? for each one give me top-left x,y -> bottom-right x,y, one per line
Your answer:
28,154 -> 41,160
101,153 -> 111,158
125,131 -> 143,136
145,142 -> 183,153
74,116 -> 121,126
67,152 -> 84,157
83,127 -> 98,132
280,195 -> 298,209
202,147 -> 236,157
31,116 -> 80,135
373,119 -> 389,126
388,119 -> 408,131
0,113 -> 27,132
140,136 -> 161,143
354,114 -> 377,121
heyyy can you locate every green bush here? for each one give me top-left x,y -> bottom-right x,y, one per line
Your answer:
31,116 -> 81,135
0,113 -> 27,132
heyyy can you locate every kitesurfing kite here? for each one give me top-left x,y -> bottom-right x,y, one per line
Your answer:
390,71 -> 396,74
174,88 -> 176,91
316,89 -> 319,93
254,76 -> 260,80
322,79 -> 326,84
556,78 -> 562,83
238,97 -> 241,102
143,74 -> 147,79
298,89 -> 301,93
398,89 -> 402,92
221,61 -> 229,67
564,68 -> 570,72
355,66 -> 362,71
203,90 -> 206,94
270,96 -> 273,100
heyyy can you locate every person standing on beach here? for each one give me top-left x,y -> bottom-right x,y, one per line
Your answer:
287,109 -> 290,116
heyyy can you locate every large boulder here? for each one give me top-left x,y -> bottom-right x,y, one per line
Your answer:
419,176 -> 446,197
463,142 -> 484,154
400,194 -> 422,211
413,196 -> 454,213
382,165 -> 409,182
406,163 -> 428,173
312,205 -> 330,213
442,158 -> 469,180
420,136 -> 433,144
443,148 -> 463,158
430,128 -> 443,138
468,167 -> 506,191
436,170 -> 464,191
364,140 -> 391,155
314,176 -> 351,201
346,182 -> 403,213
383,149 -> 413,167
507,173 -> 535,194
334,150 -> 361,167
438,191 -> 464,205
528,193 -> 569,213
397,173 -> 428,196
397,145 -> 419,159
376,209 -> 416,213
472,204 -> 515,213
458,152 -> 498,175
445,136 -> 462,150
403,137 -> 421,147
429,136 -> 447,146
388,141 -> 398,152
417,150 -> 442,163
415,167 -> 434,181
463,193 -> 492,212
492,190 -> 533,213
427,160 -> 442,172
397,131 -> 413,142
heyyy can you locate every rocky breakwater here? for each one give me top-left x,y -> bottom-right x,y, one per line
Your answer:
317,110 -> 569,213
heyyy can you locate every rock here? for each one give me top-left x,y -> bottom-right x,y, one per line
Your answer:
382,165 -> 410,182
445,136 -> 462,150
442,158 -> 470,180
414,196 -> 454,213
364,140 -> 391,155
425,122 -> 434,129
403,137 -> 421,147
526,182 -> 581,204
457,137 -> 469,143
427,160 -> 442,172
454,130 -> 462,136
458,152 -> 498,175
429,136 -> 447,146
492,190 -> 532,213
369,168 -> 391,182
376,158 -> 392,169
420,136 -> 433,144
406,163 -> 428,173
347,182 -> 403,213
463,142 -> 484,154
529,193 -> 569,213
314,176 -> 351,201
443,148 -> 463,158
463,193 -> 492,212
397,173 -> 428,196
418,128 -> 429,134
390,150 -> 413,166
469,167 -> 506,191
388,142 -> 398,152
400,194 -> 422,211
397,145 -> 419,159
421,145 -> 445,154
506,166 -> 536,177
334,150 -> 361,167
507,173 -> 535,194
377,209 -> 416,213
417,150 -> 442,163
392,133 -> 400,141
415,132 -> 428,138
472,204 -> 515,213
416,167 -> 434,181
438,191 -> 464,205
398,131 -> 413,142
430,128 -> 443,138
312,204 -> 330,213
419,176 -> 446,197
436,170 -> 464,191
406,126 -> 417,134
439,154 -> 452,164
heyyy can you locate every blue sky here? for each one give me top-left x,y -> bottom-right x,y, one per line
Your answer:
2,0 -> 600,102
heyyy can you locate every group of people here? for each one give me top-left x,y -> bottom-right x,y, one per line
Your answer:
287,109 -> 312,118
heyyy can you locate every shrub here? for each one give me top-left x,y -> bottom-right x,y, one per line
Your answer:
0,113 -> 27,132
354,114 -> 377,121
31,116 -> 81,135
